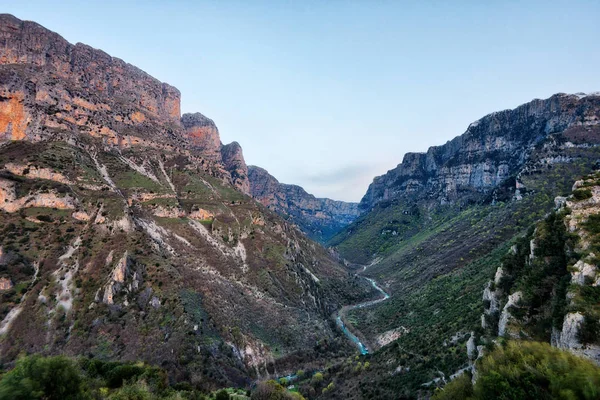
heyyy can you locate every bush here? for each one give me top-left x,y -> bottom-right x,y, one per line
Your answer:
578,314 -> 600,345
433,341 -> 600,400
251,380 -> 305,400
0,355 -> 88,400
108,383 -> 152,400
573,189 -> 593,201
432,373 -> 473,400
215,389 -> 229,400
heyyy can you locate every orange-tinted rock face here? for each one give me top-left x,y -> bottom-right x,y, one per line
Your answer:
0,94 -> 28,140
0,14 -> 251,201
0,14 -> 181,124
130,111 -> 146,124
181,112 -> 222,158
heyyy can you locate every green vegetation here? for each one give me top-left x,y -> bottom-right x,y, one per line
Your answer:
250,380 -> 304,400
433,341 -> 600,400
572,188 -> 593,201
0,354 -> 248,400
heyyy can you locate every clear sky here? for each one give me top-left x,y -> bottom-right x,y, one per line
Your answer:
4,1 -> 600,201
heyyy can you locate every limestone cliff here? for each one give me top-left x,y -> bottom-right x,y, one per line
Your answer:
248,166 -> 360,243
0,14 -> 250,194
360,93 -> 600,211
181,112 -> 250,194
0,14 -> 180,125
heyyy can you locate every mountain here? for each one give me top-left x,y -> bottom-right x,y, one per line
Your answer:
327,93 -> 600,398
248,166 -> 360,243
0,14 -> 372,390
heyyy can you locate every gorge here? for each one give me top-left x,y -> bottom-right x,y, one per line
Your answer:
1,12 -> 600,400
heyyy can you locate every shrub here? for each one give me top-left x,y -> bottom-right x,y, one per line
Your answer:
251,380 -> 305,400
108,383 -> 152,400
0,355 -> 88,400
215,389 -> 229,400
578,314 -> 600,345
433,341 -> 600,400
573,189 -> 593,201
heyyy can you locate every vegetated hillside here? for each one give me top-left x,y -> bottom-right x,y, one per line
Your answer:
481,171 -> 600,362
326,93 -> 600,398
432,176 -> 600,399
248,166 -> 360,243
0,14 -> 372,391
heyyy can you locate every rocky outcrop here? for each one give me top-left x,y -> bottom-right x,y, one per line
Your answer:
0,178 -> 76,212
221,141 -> 250,195
100,251 -> 143,306
0,277 -> 12,290
498,291 -> 523,338
181,112 -> 250,194
360,93 -> 600,211
181,112 -> 222,160
248,166 -> 360,242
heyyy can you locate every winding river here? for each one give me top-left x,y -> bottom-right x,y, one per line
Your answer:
335,265 -> 390,355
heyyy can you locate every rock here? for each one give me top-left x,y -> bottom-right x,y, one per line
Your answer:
0,277 -> 12,290
482,282 -> 500,314
181,112 -> 222,160
466,332 -> 477,360
189,208 -> 214,220
498,291 -> 523,337
102,252 -> 143,305
557,312 -> 585,350
571,259 -> 597,285
221,141 -> 250,195
150,296 -> 161,308
0,14 -> 181,125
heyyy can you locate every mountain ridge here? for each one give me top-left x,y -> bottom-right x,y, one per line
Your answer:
248,165 -> 360,243
359,92 -> 600,212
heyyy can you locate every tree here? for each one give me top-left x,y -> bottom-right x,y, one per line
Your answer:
215,389 -> 230,400
0,355 -> 88,400
433,341 -> 600,400
251,380 -> 305,400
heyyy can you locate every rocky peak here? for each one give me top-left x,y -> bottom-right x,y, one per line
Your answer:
181,112 -> 222,160
360,93 -> 600,211
248,166 -> 360,243
221,141 -> 250,195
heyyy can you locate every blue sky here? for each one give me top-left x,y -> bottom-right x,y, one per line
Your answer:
4,1 -> 600,201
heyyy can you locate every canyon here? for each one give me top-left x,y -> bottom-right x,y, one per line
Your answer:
1,12 -> 600,400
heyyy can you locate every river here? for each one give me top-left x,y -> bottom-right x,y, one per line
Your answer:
335,265 -> 390,355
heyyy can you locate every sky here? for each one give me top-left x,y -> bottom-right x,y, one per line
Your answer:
4,1 -> 600,201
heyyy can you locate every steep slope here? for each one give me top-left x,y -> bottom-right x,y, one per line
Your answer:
326,93 -> 600,398
248,166 -> 360,243
481,171 -> 600,363
0,14 -> 371,390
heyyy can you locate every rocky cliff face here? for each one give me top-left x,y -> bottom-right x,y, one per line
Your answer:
0,13 -> 249,194
0,14 -> 370,388
360,93 -> 600,211
248,166 -> 360,243
222,142 -> 250,195
181,112 -> 250,194
0,14 -> 181,125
